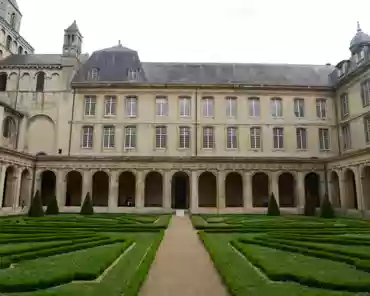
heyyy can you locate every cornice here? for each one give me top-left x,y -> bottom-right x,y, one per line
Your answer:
0,146 -> 35,160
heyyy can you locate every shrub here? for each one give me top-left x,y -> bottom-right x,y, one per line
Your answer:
303,197 -> 316,216
267,193 -> 280,216
28,190 -> 44,217
320,193 -> 335,218
46,195 -> 59,215
80,192 -> 94,215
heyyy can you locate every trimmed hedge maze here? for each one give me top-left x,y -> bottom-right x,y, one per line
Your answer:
193,214 -> 370,296
0,214 -> 170,296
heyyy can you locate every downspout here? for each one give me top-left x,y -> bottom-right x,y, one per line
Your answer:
194,88 -> 198,157
14,67 -> 21,149
333,94 -> 342,156
67,87 -> 76,156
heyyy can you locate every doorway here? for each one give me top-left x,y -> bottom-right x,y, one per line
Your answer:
172,172 -> 189,209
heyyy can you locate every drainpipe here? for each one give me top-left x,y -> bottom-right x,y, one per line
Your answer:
14,67 -> 21,149
67,87 -> 76,156
333,94 -> 342,156
194,88 -> 198,157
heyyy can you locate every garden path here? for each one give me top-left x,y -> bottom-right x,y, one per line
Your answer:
139,215 -> 230,296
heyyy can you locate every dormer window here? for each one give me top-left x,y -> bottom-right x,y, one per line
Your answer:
88,68 -> 99,81
127,69 -> 139,81
338,63 -> 347,77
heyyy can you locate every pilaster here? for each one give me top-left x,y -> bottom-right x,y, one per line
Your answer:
354,167 -> 365,211
243,171 -> 253,208
217,170 -> 226,209
0,165 -> 6,207
296,171 -> 305,208
163,171 -> 172,209
17,116 -> 28,152
190,170 -> 198,212
108,170 -> 119,210
270,171 -> 279,205
135,170 -> 145,208
12,168 -> 22,209
0,106 -> 4,147
81,170 -> 92,203
56,170 -> 66,207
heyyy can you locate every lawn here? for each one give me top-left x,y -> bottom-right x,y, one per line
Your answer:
192,214 -> 370,296
0,214 -> 171,296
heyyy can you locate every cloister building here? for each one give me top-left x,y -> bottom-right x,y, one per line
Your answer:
0,1 -> 369,215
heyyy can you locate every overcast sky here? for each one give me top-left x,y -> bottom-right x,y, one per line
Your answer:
17,0 -> 370,64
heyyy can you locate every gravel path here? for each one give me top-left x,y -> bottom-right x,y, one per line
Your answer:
139,215 -> 230,296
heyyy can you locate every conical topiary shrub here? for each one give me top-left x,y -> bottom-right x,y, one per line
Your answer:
267,193 -> 280,216
28,190 -> 44,217
320,193 -> 335,218
80,192 -> 94,215
304,195 -> 316,216
46,195 -> 59,215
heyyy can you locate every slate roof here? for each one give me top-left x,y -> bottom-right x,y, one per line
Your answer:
0,54 -> 78,67
65,20 -> 79,32
350,23 -> 370,53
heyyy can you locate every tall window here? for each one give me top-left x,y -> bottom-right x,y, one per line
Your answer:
103,126 -> 115,148
124,126 -> 137,149
88,68 -> 99,80
364,116 -> 370,143
294,98 -> 305,118
226,97 -> 237,118
341,93 -> 349,118
155,126 -> 167,149
202,97 -> 214,117
179,96 -> 191,117
81,126 -> 93,148
360,79 -> 370,107
250,127 -> 261,149
273,127 -> 284,149
342,124 -> 351,150
203,126 -> 214,149
156,96 -> 168,116
0,72 -> 7,91
226,127 -> 238,149
2,116 -> 16,138
125,96 -> 138,117
104,96 -> 116,116
319,128 -> 330,150
10,13 -> 16,28
248,97 -> 260,117
271,97 -> 283,117
84,96 -> 96,116
5,36 -> 11,50
179,126 -> 190,149
36,72 -> 45,92
316,98 -> 327,119
296,128 -> 307,149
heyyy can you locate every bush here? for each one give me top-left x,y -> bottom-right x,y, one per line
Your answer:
46,195 -> 59,215
267,193 -> 280,216
28,191 -> 44,217
303,197 -> 316,216
80,193 -> 94,215
320,193 -> 335,218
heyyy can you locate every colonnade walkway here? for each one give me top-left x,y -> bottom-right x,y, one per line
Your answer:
139,215 -> 229,296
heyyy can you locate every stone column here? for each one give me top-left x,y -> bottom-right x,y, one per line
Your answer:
270,171 -> 279,205
17,116 -> 28,152
338,171 -> 347,210
190,170 -> 198,213
296,171 -> 305,210
0,165 -> 7,207
135,170 -> 145,208
81,170 -> 92,204
243,171 -> 253,208
0,106 -> 5,147
217,170 -> 226,209
318,171 -> 326,202
354,166 -> 365,211
56,170 -> 66,208
34,170 -> 42,195
12,168 -> 22,210
108,170 -> 119,211
163,171 -> 172,209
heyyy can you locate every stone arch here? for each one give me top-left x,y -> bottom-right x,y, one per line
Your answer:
35,71 -> 45,92
18,46 -> 23,54
362,166 -> 370,210
7,72 -> 17,91
92,171 -> 109,206
2,116 -> 16,140
252,172 -> 269,207
40,170 -> 56,206
0,72 -> 7,91
278,172 -> 296,207
19,169 -> 31,207
344,168 -> 358,209
198,171 -> 217,207
225,172 -> 243,207
304,172 -> 320,209
1,166 -> 16,207
27,115 -> 55,154
20,72 -> 31,91
0,29 -> 5,42
65,171 -> 82,206
6,35 -> 11,50
144,171 -> 163,207
171,171 -> 190,209
330,171 -> 341,208
118,171 -> 136,207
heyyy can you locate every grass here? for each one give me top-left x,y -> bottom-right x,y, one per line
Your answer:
193,214 -> 370,296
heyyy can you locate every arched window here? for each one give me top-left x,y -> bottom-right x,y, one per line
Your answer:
36,72 -> 45,92
10,13 -> 16,28
2,116 -> 16,138
6,36 -> 12,50
24,51 -> 28,55
0,72 -> 7,91
88,68 -> 99,81
18,46 -> 23,54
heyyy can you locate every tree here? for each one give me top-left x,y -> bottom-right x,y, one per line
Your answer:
46,195 -> 59,215
267,193 -> 280,216
28,190 -> 44,217
80,192 -> 94,215
320,193 -> 335,218
304,194 -> 316,216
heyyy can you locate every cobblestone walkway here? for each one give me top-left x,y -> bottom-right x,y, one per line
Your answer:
139,215 -> 229,296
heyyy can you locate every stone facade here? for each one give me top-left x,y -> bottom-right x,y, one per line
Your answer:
0,3 -> 369,215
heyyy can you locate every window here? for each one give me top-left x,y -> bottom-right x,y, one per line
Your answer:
338,63 -> 347,77
179,96 -> 191,117
319,128 -> 330,150
203,127 -> 214,149
84,96 -> 96,116
36,72 -> 45,92
202,97 -> 214,117
0,72 -> 7,91
248,97 -> 260,117
18,46 -> 23,54
88,68 -> 99,81
103,126 -> 115,148
179,126 -> 190,149
156,96 -> 168,116
81,126 -> 93,148
5,36 -> 11,50
125,96 -> 138,117
360,80 -> 370,107
273,127 -> 284,149
104,96 -> 116,116
356,49 -> 365,64
226,97 -> 237,118
342,124 -> 351,150
364,116 -> 370,143
271,97 -> 283,117
294,98 -> 305,118
10,13 -> 16,28
340,93 -> 349,118
226,127 -> 238,149
250,127 -> 261,149
316,99 -> 327,119
127,69 -> 139,80
155,126 -> 167,149
124,126 -> 137,149
2,116 -> 16,138
296,128 -> 307,149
